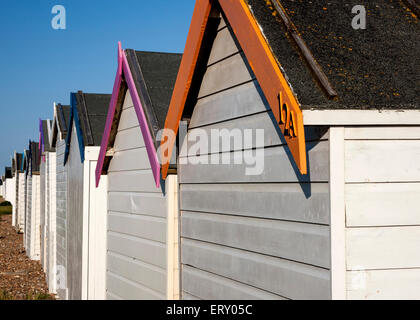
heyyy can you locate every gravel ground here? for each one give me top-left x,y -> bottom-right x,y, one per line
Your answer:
0,213 -> 54,300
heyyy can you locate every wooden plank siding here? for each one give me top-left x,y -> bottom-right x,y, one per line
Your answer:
66,124 -> 84,300
179,18 -> 331,300
106,91 -> 170,300
48,152 -> 57,293
343,126 -> 420,300
55,138 -> 68,300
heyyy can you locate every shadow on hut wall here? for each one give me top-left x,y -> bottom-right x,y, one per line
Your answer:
254,82 -> 328,199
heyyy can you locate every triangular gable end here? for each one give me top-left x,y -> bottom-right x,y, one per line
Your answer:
95,42 -> 161,188
161,0 -> 307,179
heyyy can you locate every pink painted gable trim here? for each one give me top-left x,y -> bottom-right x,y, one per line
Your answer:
122,52 -> 161,188
95,42 -> 124,187
95,42 -> 161,188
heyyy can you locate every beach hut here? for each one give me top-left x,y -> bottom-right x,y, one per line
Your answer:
4,166 -> 13,206
95,45 -> 182,300
160,0 -> 420,300
12,152 -> 24,232
0,178 -> 3,197
19,150 -> 30,235
39,119 -> 54,275
9,159 -> 17,227
64,91 -> 110,300
50,103 -> 71,298
25,141 -> 41,260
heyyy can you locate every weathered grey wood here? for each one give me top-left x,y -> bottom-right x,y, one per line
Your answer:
113,126 -> 145,152
190,81 -> 269,129
66,125 -> 84,300
179,140 -> 329,184
107,272 -> 165,300
108,192 -> 167,218
181,183 -> 329,224
197,52 -> 254,99
108,211 -> 166,244
109,147 -> 152,172
182,239 -> 331,300
182,211 -> 330,268
183,265 -> 287,300
108,170 -> 161,193
186,113 -> 329,156
208,26 -> 240,66
108,232 -> 166,269
56,138 -> 68,300
108,252 -> 166,295
117,107 -> 139,131
182,292 -> 202,300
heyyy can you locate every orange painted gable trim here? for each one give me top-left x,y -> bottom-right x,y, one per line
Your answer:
161,0 -> 307,179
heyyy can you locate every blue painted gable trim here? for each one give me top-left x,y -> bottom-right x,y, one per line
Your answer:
64,92 -> 85,166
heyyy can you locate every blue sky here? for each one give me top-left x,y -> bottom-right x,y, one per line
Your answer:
0,0 -> 194,175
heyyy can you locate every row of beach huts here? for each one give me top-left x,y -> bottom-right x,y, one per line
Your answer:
0,0 -> 419,300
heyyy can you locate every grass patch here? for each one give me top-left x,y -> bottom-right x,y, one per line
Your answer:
0,206 -> 12,216
0,290 -> 54,300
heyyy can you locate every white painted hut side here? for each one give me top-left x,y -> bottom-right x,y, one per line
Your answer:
3,168 -> 12,203
39,119 -> 55,280
63,92 -> 111,300
50,103 -> 71,298
95,47 -> 182,300
12,152 -> 24,232
0,178 -> 3,198
25,141 -> 41,261
9,159 -> 17,228
160,0 -> 420,300
20,150 -> 30,236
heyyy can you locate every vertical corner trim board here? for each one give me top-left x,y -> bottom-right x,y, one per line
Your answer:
329,127 -> 346,300
166,175 -> 180,300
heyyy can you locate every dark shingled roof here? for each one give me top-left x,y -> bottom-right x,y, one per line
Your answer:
247,0 -> 420,109
5,167 -> 12,179
29,141 -> 40,174
42,120 -> 52,152
23,150 -> 30,172
75,92 -> 111,146
59,104 -> 71,135
126,50 -> 182,144
15,153 -> 23,172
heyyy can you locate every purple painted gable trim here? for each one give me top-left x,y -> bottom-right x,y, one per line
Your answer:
95,42 -> 161,188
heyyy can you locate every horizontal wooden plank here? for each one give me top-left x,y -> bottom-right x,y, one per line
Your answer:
118,107 -> 139,131
198,52 -> 254,99
179,140 -> 329,184
182,211 -> 330,268
186,114 -> 329,156
108,170 -> 162,193
190,81 -> 268,129
122,91 -> 134,110
107,272 -> 165,300
108,211 -> 166,244
183,265 -> 286,300
109,147 -> 151,172
182,239 -> 331,300
108,192 -> 167,218
345,140 -> 420,183
113,126 -> 145,152
181,183 -> 329,224
107,252 -> 166,295
346,226 -> 420,270
345,126 -> 420,140
346,183 -> 420,227
208,26 -> 240,66
347,268 -> 420,300
108,232 -> 166,269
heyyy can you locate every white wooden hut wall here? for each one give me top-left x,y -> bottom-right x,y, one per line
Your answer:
18,172 -> 26,233
40,158 -> 46,268
25,174 -> 32,251
27,174 -> 41,260
328,126 -> 420,300
56,134 -> 68,300
9,177 -> 16,227
105,91 -> 179,300
48,152 -> 57,293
